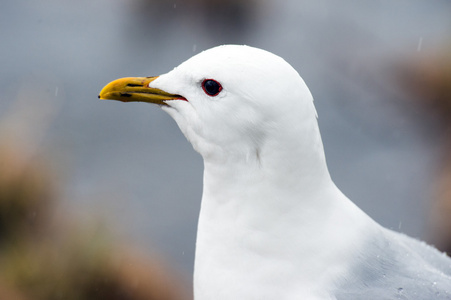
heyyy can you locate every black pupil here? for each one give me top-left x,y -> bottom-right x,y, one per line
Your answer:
203,80 -> 221,96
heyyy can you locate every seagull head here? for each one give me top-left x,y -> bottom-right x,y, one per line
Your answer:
99,45 -> 318,163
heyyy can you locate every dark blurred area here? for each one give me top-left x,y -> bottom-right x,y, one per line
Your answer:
0,92 -> 190,299
1,0 -> 451,298
396,45 -> 451,252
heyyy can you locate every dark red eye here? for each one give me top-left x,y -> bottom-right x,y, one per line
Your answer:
202,79 -> 222,96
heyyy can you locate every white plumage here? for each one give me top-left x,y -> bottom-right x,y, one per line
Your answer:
101,45 -> 451,299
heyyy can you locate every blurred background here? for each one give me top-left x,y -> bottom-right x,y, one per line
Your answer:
1,0 -> 451,298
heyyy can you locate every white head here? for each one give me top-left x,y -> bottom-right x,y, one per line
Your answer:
100,45 -> 323,172
153,45 -> 318,162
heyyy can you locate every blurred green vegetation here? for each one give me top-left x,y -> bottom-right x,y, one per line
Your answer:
0,100 -> 190,300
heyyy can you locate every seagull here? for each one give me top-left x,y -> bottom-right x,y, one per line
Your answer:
99,45 -> 451,299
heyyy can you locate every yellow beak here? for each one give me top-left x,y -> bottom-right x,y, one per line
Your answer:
98,76 -> 185,106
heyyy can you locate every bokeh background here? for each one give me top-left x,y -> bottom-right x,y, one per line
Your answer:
1,0 -> 451,298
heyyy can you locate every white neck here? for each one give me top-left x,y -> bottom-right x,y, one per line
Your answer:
193,120 -> 377,299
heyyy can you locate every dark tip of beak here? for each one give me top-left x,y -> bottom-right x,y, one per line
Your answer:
98,95 -> 100,99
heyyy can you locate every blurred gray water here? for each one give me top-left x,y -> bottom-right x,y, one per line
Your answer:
1,0 -> 450,278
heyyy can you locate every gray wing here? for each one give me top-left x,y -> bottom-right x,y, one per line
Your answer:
334,228 -> 451,299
